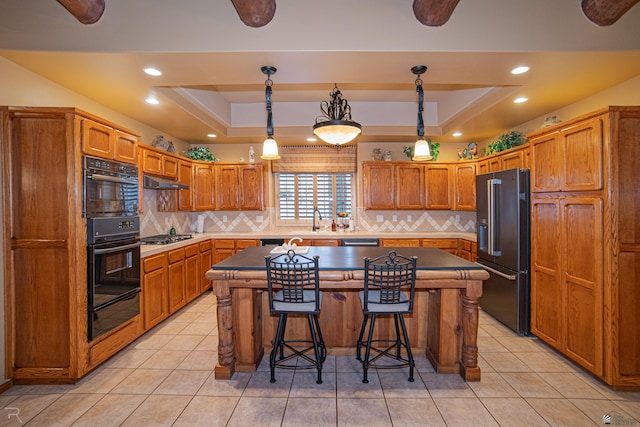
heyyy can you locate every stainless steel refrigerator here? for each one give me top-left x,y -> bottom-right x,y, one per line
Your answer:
476,168 -> 530,335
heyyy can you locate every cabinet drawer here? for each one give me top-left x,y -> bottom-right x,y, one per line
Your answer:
143,253 -> 166,273
214,239 -> 235,249
185,243 -> 199,258
168,248 -> 185,264
236,239 -> 259,250
200,240 -> 212,251
422,238 -> 459,249
460,239 -> 472,251
381,239 -> 420,247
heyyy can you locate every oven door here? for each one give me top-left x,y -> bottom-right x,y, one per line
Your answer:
88,238 -> 141,341
84,172 -> 139,217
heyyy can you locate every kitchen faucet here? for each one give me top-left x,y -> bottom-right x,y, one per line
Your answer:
312,206 -> 323,231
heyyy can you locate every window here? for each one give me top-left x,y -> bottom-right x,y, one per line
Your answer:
277,173 -> 353,223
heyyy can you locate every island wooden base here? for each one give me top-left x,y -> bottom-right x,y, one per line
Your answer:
207,268 -> 487,382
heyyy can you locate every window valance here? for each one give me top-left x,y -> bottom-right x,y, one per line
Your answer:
271,145 -> 356,173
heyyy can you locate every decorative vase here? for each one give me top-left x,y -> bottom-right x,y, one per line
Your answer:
542,116 -> 561,128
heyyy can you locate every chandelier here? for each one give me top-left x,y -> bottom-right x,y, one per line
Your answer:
411,65 -> 431,161
313,84 -> 361,146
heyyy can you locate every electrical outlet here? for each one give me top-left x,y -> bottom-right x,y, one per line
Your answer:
256,215 -> 263,223
407,215 -> 412,222
392,214 -> 397,222
376,215 -> 384,223
455,214 -> 460,223
223,215 -> 228,222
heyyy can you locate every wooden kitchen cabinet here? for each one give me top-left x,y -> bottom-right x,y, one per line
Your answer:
2,107 -> 143,383
213,239 -> 236,263
81,117 -> 139,164
193,162 -> 216,210
363,161 -> 425,210
215,163 -> 266,211
142,253 -> 169,330
178,160 -> 193,211
453,163 -> 476,211
141,145 -> 178,179
167,248 -> 187,314
528,106 -> 640,389
425,164 -> 452,209
422,238 -> 459,255
381,238 -> 420,247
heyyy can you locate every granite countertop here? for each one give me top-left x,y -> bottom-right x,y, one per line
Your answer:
140,231 -> 477,258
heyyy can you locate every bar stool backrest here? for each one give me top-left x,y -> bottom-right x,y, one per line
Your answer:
265,250 -> 321,314
363,251 -> 417,313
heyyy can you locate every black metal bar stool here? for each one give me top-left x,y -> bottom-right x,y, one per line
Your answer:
265,249 -> 326,384
356,250 -> 417,383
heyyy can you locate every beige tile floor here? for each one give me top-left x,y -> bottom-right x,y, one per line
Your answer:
1,292 -> 639,426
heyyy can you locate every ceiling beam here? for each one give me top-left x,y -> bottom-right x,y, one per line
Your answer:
581,0 -> 640,26
56,0 -> 105,24
230,0 -> 276,28
413,0 -> 460,26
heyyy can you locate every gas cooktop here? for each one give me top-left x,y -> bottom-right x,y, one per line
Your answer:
141,234 -> 193,245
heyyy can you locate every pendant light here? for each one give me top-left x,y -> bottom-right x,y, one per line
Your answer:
313,84 -> 361,146
411,65 -> 432,161
260,65 -> 280,160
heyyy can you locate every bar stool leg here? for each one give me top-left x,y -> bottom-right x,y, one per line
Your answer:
399,314 -> 415,382
270,314 -> 286,383
313,314 -> 327,363
356,314 -> 370,362
362,314 -> 377,383
307,315 -> 323,384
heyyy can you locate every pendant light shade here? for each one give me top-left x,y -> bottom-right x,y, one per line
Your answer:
411,65 -> 432,161
313,84 -> 361,146
260,66 -> 280,160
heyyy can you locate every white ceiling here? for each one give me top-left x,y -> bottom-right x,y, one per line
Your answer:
1,0 -> 640,146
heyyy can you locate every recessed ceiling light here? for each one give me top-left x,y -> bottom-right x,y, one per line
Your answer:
207,133 -> 217,138
452,132 -> 462,137
145,96 -> 159,105
144,67 -> 162,76
306,137 -> 317,142
511,66 -> 530,75
514,97 -> 528,104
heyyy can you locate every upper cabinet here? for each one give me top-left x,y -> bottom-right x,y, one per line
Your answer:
81,117 -> 139,164
363,162 -> 425,210
425,164 -> 452,210
453,163 -> 476,211
193,162 -> 215,211
215,163 -> 266,211
177,160 -> 193,211
141,146 -> 178,179
476,144 -> 530,176
530,117 -> 603,193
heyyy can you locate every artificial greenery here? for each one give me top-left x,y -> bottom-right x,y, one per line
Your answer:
183,146 -> 219,162
485,131 -> 525,156
403,140 -> 440,161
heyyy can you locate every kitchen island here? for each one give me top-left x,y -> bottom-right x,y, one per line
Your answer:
206,246 -> 489,381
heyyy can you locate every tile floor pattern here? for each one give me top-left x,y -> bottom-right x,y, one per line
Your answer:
1,292 -> 639,426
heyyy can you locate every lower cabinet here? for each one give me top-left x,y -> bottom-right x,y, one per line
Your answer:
142,253 -> 169,330
422,238 -> 459,255
185,243 -> 201,302
168,248 -> 187,314
199,240 -> 213,292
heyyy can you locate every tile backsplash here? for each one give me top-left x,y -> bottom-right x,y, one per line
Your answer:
140,190 -> 476,236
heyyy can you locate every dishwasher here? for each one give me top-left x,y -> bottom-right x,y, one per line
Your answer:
340,238 -> 380,247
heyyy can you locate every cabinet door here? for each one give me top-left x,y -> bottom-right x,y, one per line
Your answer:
199,244 -> 213,292
396,164 -> 425,209
178,160 -> 193,211
82,118 -> 114,159
168,259 -> 186,314
531,132 -> 561,192
142,148 -> 163,176
216,165 -> 240,210
114,130 -> 138,164
561,197 -> 603,375
163,156 -> 178,179
530,198 -> 563,348
488,157 -> 502,172
142,255 -> 168,330
561,118 -> 603,192
363,163 -> 395,209
185,244 -> 200,302
194,163 -> 215,210
240,164 -> 265,210
501,150 -> 524,170
453,163 -> 476,211
477,160 -> 489,175
425,164 -> 452,209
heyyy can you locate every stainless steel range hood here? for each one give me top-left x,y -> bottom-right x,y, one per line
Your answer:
143,174 -> 188,190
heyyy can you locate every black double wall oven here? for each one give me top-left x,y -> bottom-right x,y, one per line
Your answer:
84,156 -> 141,341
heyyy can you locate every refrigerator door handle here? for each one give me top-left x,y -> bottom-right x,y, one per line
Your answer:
475,262 -> 517,281
487,178 -> 502,256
